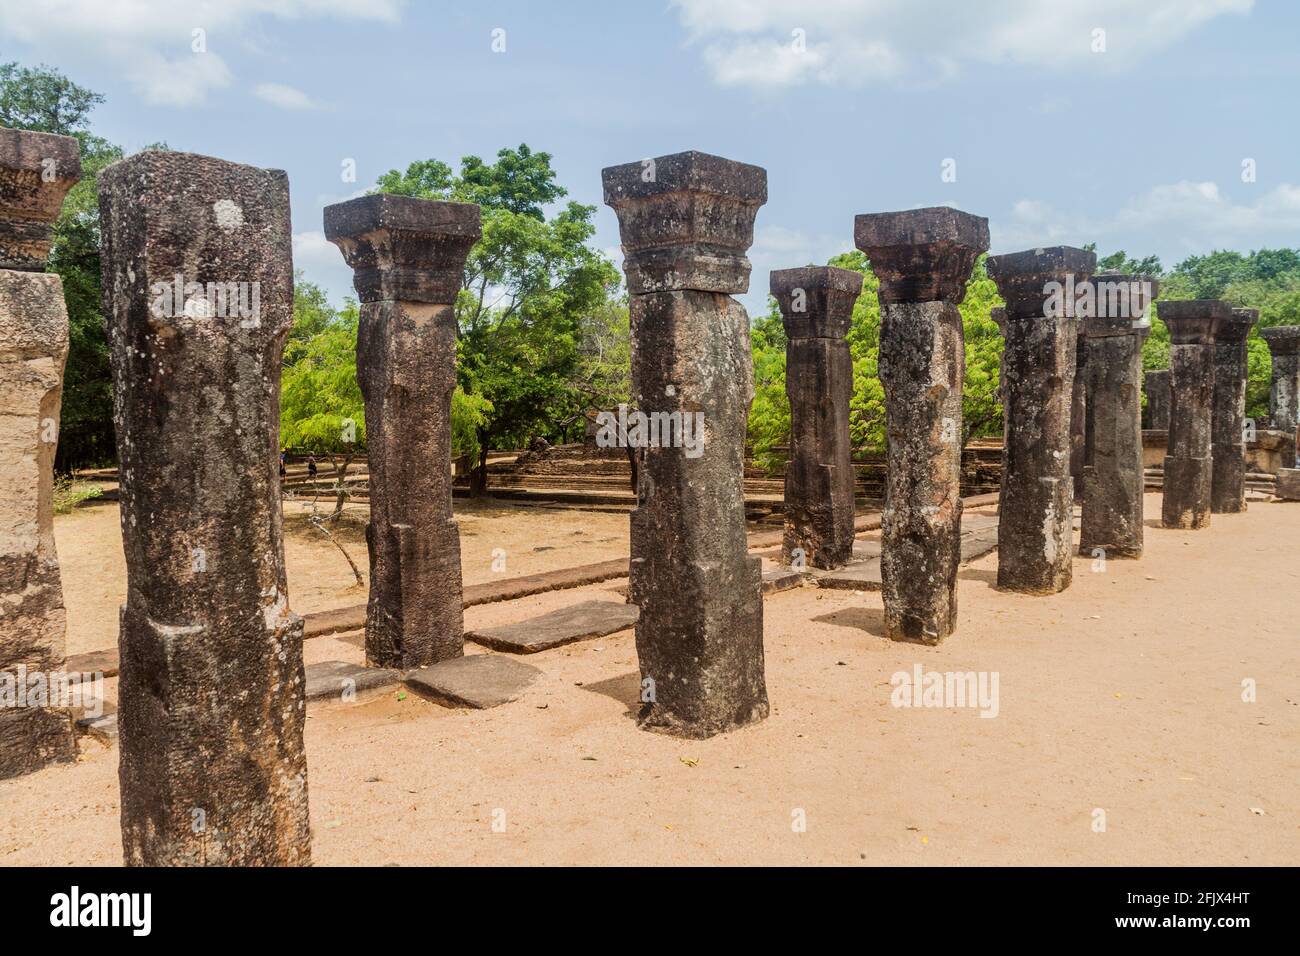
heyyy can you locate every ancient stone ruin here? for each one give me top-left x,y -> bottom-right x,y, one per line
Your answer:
98,150 -> 311,865
1143,368 -> 1171,430
1070,335 -> 1088,500
1078,274 -> 1157,558
1157,300 -> 1229,530
987,246 -> 1094,593
603,150 -> 769,738
324,194 -> 481,669
771,265 -> 862,570
1262,325 -> 1300,500
0,128 -> 80,779
854,207 -> 988,643
1210,308 -> 1257,514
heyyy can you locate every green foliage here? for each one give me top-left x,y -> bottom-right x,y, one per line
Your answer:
375,145 -> 619,459
51,476 -> 103,514
747,250 -> 1006,471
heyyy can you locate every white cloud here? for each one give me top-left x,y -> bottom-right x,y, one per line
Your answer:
254,82 -> 321,110
0,0 -> 403,107
671,0 -> 1253,89
992,180 -> 1300,262
293,229 -> 353,304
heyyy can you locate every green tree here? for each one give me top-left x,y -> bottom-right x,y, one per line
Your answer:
374,144 -> 619,492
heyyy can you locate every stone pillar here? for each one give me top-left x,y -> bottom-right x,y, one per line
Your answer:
603,151 -> 769,738
0,128 -> 80,779
987,246 -> 1094,594
1143,369 -> 1170,429
1078,275 -> 1157,558
1070,335 -> 1087,499
324,195 -> 480,669
1210,308 -> 1258,513
1260,326 -> 1300,467
99,151 -> 310,865
854,207 -> 989,643
771,266 -> 861,570
1157,300 -> 1229,530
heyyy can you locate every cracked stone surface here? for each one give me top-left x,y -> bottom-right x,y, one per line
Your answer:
99,150 -> 310,866
604,150 -> 769,737
771,266 -> 861,570
855,206 -> 988,642
988,246 -> 1094,594
0,128 -> 80,780
325,194 -> 480,669
1158,300 -> 1230,530
304,660 -> 401,702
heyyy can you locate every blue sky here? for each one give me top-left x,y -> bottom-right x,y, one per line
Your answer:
2,0 -> 1296,313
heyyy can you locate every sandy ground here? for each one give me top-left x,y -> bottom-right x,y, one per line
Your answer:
55,497 -> 633,657
4,492 -> 1297,866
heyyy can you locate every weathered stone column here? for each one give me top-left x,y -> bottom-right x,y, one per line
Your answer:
1070,335 -> 1088,499
324,195 -> 479,669
987,246 -> 1094,593
0,128 -> 80,779
603,151 -> 769,738
1157,300 -> 1229,530
1260,326 -> 1300,467
854,207 -> 988,643
1078,275 -> 1157,558
1143,369 -> 1171,429
99,151 -> 310,865
1210,308 -> 1258,513
771,266 -> 861,570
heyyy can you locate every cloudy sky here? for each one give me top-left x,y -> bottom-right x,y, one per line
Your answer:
1,0 -> 1295,312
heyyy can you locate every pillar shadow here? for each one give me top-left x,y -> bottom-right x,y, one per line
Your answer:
957,567 -> 999,586
810,605 -> 889,639
578,670 -> 641,719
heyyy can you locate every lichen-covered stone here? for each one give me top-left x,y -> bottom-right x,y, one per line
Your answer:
325,194 -> 480,669
771,266 -> 861,570
856,207 -> 988,642
1078,275 -> 1157,558
98,150 -> 310,865
0,128 -> 81,271
0,270 -> 76,778
1158,300 -> 1230,530
1260,325 -> 1300,469
1210,308 -> 1258,514
987,246 -> 1095,593
605,151 -> 768,738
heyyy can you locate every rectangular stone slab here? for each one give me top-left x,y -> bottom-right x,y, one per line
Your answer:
467,600 -> 639,654
304,660 -> 401,702
405,654 -> 542,709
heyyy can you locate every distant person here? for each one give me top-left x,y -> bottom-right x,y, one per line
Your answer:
307,455 -> 318,478
279,449 -> 287,478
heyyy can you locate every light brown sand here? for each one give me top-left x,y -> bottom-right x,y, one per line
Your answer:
4,493 -> 1297,866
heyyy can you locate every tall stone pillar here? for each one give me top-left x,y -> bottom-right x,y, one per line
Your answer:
99,151 -> 310,865
1210,308 -> 1258,513
1078,275 -> 1157,558
603,151 -> 769,738
854,207 -> 988,643
324,195 -> 480,669
987,246 -> 1094,594
0,128 -> 80,779
1157,300 -> 1229,530
1260,326 -> 1300,467
771,266 -> 861,570
1144,369 -> 1170,429
1070,336 -> 1087,499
